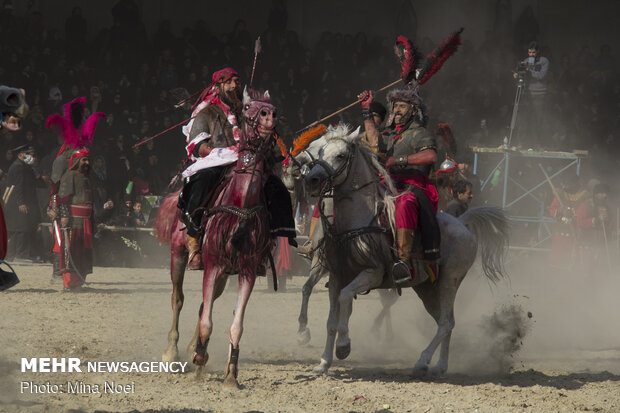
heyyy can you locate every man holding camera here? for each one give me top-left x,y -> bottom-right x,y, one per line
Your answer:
513,41 -> 549,146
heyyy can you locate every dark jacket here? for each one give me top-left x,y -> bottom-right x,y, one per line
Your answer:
445,198 -> 468,218
4,158 -> 41,232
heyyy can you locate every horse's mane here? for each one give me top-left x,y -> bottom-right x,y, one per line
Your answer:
322,123 -> 400,240
155,189 -> 182,244
322,123 -> 396,191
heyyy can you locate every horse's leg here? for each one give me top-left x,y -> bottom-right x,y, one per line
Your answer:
298,256 -> 326,345
163,243 -> 188,363
335,268 -> 384,360
313,275 -> 339,374
412,280 -> 457,378
223,272 -> 257,388
427,272 -> 465,377
186,273 -> 228,358
373,289 -> 398,341
193,263 -> 225,367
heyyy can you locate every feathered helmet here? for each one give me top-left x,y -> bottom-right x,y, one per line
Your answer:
45,97 -> 105,155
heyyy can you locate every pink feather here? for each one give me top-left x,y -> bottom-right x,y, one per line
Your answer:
82,112 -> 106,147
45,97 -> 105,149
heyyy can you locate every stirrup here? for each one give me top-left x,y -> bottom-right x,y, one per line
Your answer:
392,260 -> 411,285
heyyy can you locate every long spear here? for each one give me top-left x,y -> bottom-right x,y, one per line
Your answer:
250,36 -> 261,88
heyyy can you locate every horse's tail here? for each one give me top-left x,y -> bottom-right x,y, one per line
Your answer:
458,206 -> 510,283
155,189 -> 182,244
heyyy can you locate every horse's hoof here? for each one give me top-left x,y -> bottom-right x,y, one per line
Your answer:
412,364 -> 429,379
312,364 -> 328,375
335,342 -> 351,360
297,328 -> 311,345
192,352 -> 208,366
162,349 -> 179,363
222,375 -> 240,389
427,366 -> 446,378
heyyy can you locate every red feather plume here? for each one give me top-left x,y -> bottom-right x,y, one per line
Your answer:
417,28 -> 463,86
394,35 -> 422,85
291,124 -> 327,157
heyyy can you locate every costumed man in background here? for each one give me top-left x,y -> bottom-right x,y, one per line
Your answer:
575,183 -> 614,271
46,97 -> 105,282
548,177 -> 589,270
178,68 -> 243,270
57,149 -> 94,290
358,88 -> 440,285
4,145 -> 42,262
433,122 -> 458,212
434,157 -> 458,212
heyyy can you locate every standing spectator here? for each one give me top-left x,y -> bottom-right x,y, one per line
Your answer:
4,145 -> 42,262
445,179 -> 473,218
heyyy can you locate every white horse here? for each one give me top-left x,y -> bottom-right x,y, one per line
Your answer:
299,124 -> 509,377
285,136 -> 398,345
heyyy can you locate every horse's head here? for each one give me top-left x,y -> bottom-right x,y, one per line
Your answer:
241,87 -> 277,154
0,86 -> 28,131
303,124 -> 361,197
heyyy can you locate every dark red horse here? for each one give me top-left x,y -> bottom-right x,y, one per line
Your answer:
156,88 -> 277,387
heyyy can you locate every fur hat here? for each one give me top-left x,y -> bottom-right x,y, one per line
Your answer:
386,88 -> 422,107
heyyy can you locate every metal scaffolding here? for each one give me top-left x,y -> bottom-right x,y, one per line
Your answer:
471,145 -> 588,248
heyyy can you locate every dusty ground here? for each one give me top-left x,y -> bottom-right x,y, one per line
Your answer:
0,251 -> 619,413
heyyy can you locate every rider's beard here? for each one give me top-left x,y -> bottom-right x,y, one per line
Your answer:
79,163 -> 90,175
394,108 -> 414,126
220,88 -> 243,115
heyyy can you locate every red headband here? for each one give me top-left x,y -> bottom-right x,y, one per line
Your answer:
69,149 -> 89,169
191,68 -> 240,111
212,67 -> 239,84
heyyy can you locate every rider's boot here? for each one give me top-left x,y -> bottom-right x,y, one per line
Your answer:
186,234 -> 203,270
308,216 -> 319,239
392,228 -> 428,285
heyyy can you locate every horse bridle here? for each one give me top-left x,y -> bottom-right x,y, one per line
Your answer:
307,140 -> 385,241
301,139 -> 354,198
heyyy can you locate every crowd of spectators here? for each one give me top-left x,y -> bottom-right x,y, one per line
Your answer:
0,0 -> 617,262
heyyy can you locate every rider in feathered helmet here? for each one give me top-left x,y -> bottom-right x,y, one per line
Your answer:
358,86 -> 440,286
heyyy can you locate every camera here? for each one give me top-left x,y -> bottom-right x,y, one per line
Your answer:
514,61 -> 531,82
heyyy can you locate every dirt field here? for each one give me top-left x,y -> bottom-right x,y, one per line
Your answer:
1,252 -> 619,413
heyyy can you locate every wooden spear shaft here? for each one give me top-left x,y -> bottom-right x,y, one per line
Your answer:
296,78 -> 403,133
